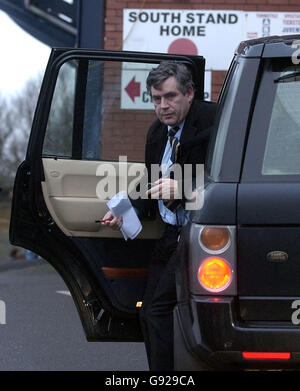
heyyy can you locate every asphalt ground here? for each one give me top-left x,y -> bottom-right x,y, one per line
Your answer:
0,259 -> 148,371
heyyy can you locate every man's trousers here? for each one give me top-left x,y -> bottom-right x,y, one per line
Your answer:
139,224 -> 180,371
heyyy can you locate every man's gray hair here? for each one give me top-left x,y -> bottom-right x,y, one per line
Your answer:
146,61 -> 194,96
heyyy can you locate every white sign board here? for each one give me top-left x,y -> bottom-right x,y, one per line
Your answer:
123,10 -> 244,70
121,64 -> 153,110
245,12 -> 300,39
123,9 -> 300,71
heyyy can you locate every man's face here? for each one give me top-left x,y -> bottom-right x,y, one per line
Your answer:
151,76 -> 194,126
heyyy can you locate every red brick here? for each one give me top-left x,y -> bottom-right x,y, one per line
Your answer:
107,1 -> 129,9
238,4 -> 258,10
127,2 -> 151,7
280,5 -> 300,10
104,38 -> 118,47
288,0 -> 300,4
105,24 -> 118,32
210,4 -> 241,9
115,144 -> 134,151
200,0 -> 246,3
189,0 -> 212,2
113,114 -> 136,121
115,9 -> 124,17
257,4 -> 282,10
246,0 -> 267,3
106,16 -> 122,24
268,0 -> 290,3
103,76 -> 119,84
130,121 -> 149,129
193,4 -> 221,9
106,9 -> 117,17
105,30 -> 122,38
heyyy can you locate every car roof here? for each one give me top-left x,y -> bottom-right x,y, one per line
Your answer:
236,34 -> 300,58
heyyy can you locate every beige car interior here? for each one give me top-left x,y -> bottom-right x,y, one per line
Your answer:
41,158 -> 164,239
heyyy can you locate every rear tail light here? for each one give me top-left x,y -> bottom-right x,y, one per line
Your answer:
242,352 -> 291,360
189,225 -> 236,295
198,257 -> 232,292
200,227 -> 230,253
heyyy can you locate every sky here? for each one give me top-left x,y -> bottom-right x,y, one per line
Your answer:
0,10 -> 51,96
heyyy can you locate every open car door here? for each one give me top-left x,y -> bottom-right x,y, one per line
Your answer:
10,49 -> 205,341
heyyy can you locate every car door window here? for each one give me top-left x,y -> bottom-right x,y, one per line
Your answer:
42,59 -> 157,162
43,61 -> 75,158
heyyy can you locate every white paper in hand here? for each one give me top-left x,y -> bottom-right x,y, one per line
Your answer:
107,191 -> 142,240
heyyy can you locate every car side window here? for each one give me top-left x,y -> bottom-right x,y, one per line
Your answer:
262,64 -> 300,175
42,59 -> 157,162
242,59 -> 300,182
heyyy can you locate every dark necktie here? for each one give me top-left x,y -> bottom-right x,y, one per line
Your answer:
164,125 -> 182,215
168,126 -> 180,164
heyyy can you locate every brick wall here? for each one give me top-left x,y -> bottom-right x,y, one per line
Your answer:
100,0 -> 300,161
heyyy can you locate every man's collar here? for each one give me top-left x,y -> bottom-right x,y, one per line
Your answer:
167,119 -> 185,135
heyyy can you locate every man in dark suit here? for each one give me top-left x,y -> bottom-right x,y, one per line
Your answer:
102,61 -> 217,370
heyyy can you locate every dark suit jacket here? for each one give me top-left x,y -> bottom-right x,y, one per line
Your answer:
133,99 -> 217,219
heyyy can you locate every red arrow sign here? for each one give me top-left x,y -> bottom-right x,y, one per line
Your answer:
125,76 -> 140,102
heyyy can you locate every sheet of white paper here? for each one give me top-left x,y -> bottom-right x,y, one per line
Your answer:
107,191 -> 142,240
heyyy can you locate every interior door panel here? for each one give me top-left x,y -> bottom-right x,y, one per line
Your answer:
42,157 -> 165,238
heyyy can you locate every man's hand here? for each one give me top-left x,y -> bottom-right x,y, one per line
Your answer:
101,211 -> 123,231
146,178 -> 180,201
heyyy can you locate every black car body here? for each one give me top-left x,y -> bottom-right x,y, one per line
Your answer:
10,35 -> 300,370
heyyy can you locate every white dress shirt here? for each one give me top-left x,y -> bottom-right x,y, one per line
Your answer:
158,120 -> 185,226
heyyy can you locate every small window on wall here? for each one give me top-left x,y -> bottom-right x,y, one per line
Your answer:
42,58 -> 157,162
262,64 -> 300,175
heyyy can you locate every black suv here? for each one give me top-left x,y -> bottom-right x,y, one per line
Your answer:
10,35 -> 300,370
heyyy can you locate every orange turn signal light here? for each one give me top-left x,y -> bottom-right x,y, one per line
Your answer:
200,227 -> 230,252
198,257 -> 232,292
